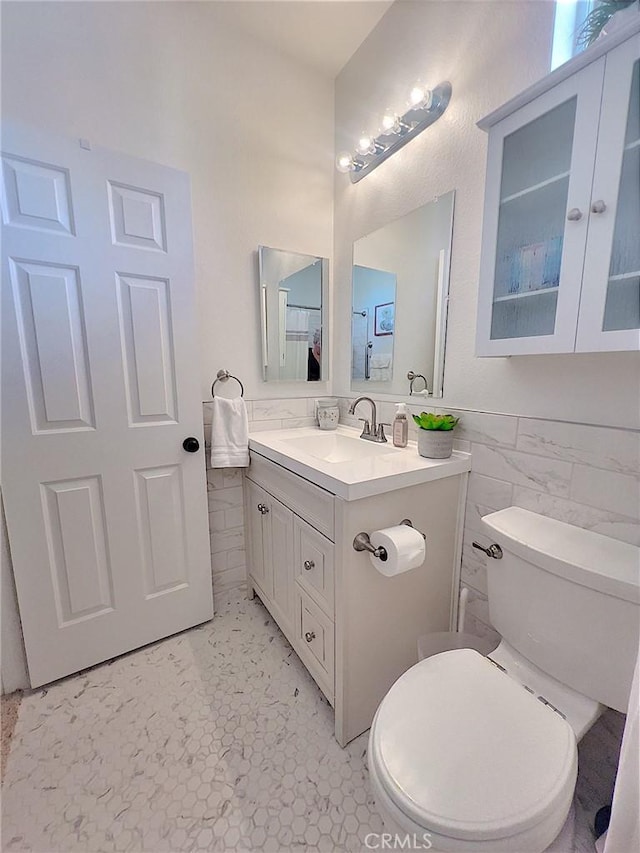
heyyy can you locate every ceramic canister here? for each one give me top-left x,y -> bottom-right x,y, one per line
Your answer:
317,398 -> 339,431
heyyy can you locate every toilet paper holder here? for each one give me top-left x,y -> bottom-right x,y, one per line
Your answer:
353,519 -> 426,562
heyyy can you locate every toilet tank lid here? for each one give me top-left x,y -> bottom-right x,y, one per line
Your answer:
481,508 -> 640,604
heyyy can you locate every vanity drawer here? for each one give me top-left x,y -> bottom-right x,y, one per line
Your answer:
248,451 -> 335,540
294,516 -> 334,617
295,586 -> 334,703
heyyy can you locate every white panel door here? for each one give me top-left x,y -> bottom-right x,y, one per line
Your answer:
1,122 -> 213,687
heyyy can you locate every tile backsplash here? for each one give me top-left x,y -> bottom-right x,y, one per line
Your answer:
338,396 -> 640,644
203,397 -> 319,603
203,396 -> 640,641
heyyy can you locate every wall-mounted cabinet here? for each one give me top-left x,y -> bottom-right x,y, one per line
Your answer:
476,24 -> 640,356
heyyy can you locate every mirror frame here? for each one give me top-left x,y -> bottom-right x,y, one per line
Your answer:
350,191 -> 455,400
258,246 -> 330,384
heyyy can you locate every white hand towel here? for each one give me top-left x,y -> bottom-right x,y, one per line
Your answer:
210,396 -> 249,468
370,353 -> 391,368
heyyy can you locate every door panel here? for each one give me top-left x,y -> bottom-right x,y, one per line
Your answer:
269,498 -> 294,628
246,480 -> 268,593
133,466 -> 188,597
476,59 -> 605,355
1,154 -> 75,235
1,122 -> 212,687
8,258 -> 94,430
116,274 -> 177,424
107,181 -> 167,251
41,476 -> 114,623
576,38 -> 640,351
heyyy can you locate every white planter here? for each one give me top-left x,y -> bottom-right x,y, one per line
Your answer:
417,428 -> 455,459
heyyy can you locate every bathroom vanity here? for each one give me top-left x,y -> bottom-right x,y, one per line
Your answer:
243,426 -> 470,745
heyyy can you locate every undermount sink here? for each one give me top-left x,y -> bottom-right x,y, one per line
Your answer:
282,432 -> 399,464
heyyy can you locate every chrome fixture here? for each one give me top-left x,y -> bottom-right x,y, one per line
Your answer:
472,541 -> 503,559
348,396 -> 389,442
336,80 -> 452,183
353,519 -> 426,562
353,531 -> 389,561
365,341 -> 373,381
211,368 -> 244,397
407,370 -> 429,395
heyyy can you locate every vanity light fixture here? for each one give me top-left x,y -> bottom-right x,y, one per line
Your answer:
336,79 -> 452,183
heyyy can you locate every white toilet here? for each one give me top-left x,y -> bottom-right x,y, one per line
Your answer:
368,507 -> 640,852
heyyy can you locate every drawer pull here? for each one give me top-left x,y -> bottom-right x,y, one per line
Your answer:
304,631 -> 316,643
303,559 -> 315,571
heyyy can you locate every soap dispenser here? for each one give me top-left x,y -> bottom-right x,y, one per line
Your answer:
392,403 -> 409,448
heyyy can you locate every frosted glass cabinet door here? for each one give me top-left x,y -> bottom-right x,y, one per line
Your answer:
576,37 -> 640,352
477,59 -> 605,355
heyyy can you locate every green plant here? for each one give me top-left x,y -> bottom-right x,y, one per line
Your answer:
577,0 -> 636,47
412,412 -> 460,431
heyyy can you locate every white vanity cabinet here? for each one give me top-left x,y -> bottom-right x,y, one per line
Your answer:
244,436 -> 469,747
476,23 -> 640,355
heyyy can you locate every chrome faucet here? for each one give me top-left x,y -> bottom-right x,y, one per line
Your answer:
348,396 -> 388,443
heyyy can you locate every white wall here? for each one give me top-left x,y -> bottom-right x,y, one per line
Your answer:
333,0 -> 640,430
1,0 -> 334,402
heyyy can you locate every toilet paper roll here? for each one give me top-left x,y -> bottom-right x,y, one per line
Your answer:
369,524 -> 426,577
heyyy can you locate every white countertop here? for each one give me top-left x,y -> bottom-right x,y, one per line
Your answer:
248,425 -> 471,501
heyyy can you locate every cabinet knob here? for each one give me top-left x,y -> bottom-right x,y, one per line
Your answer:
303,559 -> 315,571
566,208 -> 583,221
590,199 -> 607,214
257,503 -> 269,514
304,631 -> 316,643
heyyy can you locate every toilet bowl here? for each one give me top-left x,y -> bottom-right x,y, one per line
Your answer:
368,649 -> 578,852
367,508 -> 640,853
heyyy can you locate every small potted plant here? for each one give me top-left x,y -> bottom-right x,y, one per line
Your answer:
412,412 -> 460,459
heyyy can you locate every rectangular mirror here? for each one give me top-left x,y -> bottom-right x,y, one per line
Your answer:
351,191 -> 455,399
259,246 -> 328,382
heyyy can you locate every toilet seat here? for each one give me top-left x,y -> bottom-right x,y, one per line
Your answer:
369,649 -> 578,844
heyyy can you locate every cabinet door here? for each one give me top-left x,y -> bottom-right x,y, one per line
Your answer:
476,59 -> 605,355
576,37 -> 640,352
293,516 -> 334,617
266,496 -> 294,629
245,479 -> 270,595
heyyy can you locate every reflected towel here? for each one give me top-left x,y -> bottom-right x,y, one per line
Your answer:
210,396 -> 249,468
370,353 -> 391,368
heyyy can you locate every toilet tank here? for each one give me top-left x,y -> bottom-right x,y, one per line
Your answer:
481,507 -> 640,713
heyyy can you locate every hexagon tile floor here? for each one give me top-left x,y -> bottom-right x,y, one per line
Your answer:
1,593 -> 382,852
1,591 -> 623,853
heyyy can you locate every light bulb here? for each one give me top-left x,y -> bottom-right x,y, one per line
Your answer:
409,83 -> 433,110
381,111 -> 400,134
356,135 -> 374,156
335,151 -> 354,173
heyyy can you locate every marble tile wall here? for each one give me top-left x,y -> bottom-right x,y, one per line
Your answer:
338,396 -> 640,643
202,398 -> 320,601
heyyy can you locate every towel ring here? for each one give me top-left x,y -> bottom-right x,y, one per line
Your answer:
211,369 -> 244,398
